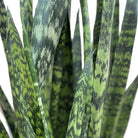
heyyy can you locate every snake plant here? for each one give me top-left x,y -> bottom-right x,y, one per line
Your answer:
0,0 -> 138,137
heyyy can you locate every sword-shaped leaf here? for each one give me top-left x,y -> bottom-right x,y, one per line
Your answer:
113,75 -> 138,138
50,14 -> 73,138
88,0 -> 116,137
66,53 -> 93,138
0,120 -> 9,137
0,0 -> 7,46
72,11 -> 82,92
79,0 -> 91,63
20,0 -> 33,45
6,24 -> 36,137
101,0 -> 138,137
92,0 -> 103,65
32,0 -> 68,88
0,86 -> 15,135
6,11 -> 49,137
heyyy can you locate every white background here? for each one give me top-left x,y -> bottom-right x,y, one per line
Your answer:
0,0 -> 138,137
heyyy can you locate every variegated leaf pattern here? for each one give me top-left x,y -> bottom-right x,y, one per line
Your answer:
50,14 -> 73,138
72,11 -> 82,92
79,0 -> 91,63
6,22 -> 36,137
113,75 -> 138,138
33,0 -> 68,88
31,0 -> 55,66
88,0 -> 116,137
66,53 -> 93,138
5,10 -> 49,137
101,0 -> 138,137
20,0 -> 33,44
0,120 -> 9,137
0,86 -> 16,135
0,0 -> 7,46
92,0 -> 103,65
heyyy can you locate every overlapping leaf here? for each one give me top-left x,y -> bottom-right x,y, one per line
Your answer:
113,76 -> 138,138
66,53 -> 93,138
101,0 -> 138,137
20,0 -> 33,45
79,0 -> 91,63
50,14 -> 73,138
32,0 -> 68,88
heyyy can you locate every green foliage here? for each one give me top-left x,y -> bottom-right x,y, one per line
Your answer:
0,0 -> 137,137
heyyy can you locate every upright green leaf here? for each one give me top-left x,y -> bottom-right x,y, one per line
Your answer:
0,120 -> 9,137
88,0 -> 116,137
66,53 -> 93,138
31,0 -> 55,64
92,0 -> 103,65
113,76 -> 138,138
5,11 -> 49,137
6,25 -> 36,137
50,15 -> 73,138
101,0 -> 138,137
20,0 -> 33,44
0,0 -> 7,46
79,0 -> 91,63
0,86 -> 15,134
72,11 -> 82,91
32,0 -> 68,88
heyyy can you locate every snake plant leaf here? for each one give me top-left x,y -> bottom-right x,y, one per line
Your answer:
101,0 -> 138,137
113,75 -> 138,138
0,86 -> 15,134
6,11 -> 49,137
110,0 -> 119,70
92,0 -> 103,64
32,0 -> 68,88
20,0 -> 33,45
50,14 -> 73,138
87,0 -> 116,137
0,120 -> 9,137
79,0 -> 91,63
31,0 -> 55,65
72,11 -> 82,92
66,53 -> 93,138
6,24 -> 36,138
0,0 -> 7,46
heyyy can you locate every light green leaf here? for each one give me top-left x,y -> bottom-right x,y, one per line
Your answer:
66,53 -> 93,138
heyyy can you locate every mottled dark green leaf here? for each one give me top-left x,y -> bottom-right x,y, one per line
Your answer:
0,120 -> 9,138
113,76 -> 138,138
5,10 -> 49,137
66,53 -> 93,138
101,0 -> 138,137
0,86 -> 15,134
0,0 -> 7,46
32,0 -> 68,88
79,0 -> 91,63
20,0 -> 33,44
6,24 -> 36,137
50,15 -> 73,138
72,11 -> 82,92
88,0 -> 116,137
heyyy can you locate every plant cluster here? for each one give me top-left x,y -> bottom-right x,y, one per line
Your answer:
0,0 -> 138,138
